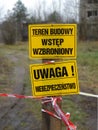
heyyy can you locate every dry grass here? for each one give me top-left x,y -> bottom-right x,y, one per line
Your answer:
0,41 -> 98,130
77,41 -> 98,94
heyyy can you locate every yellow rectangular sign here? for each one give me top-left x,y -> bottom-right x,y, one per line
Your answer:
29,24 -> 77,59
30,60 -> 79,97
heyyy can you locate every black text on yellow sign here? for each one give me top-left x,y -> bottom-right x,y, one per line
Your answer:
29,24 -> 77,59
30,60 -> 79,97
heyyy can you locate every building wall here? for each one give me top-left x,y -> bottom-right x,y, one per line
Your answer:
79,0 -> 98,40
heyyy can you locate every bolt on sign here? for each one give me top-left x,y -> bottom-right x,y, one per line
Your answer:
29,24 -> 77,59
30,60 -> 79,97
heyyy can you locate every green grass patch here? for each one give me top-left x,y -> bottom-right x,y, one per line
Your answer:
77,41 -> 98,94
0,55 -> 14,92
0,41 -> 97,130
62,95 -> 88,130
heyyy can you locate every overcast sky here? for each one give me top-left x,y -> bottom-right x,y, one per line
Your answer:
0,0 -> 79,20
0,0 -> 64,12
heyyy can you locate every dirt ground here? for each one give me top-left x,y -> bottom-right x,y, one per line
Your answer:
0,51 -> 42,130
0,44 -> 98,130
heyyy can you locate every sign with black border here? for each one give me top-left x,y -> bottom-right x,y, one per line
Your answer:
29,24 -> 77,59
30,60 -> 79,97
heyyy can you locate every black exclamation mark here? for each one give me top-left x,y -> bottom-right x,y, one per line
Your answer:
71,66 -> 74,76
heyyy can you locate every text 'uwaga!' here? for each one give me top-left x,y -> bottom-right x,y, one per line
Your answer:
33,66 -> 75,80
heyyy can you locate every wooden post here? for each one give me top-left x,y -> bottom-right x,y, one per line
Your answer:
42,59 -> 62,130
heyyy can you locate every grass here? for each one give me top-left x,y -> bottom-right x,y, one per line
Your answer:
77,41 -> 98,94
0,55 -> 14,93
0,41 -> 98,130
24,71 -> 42,122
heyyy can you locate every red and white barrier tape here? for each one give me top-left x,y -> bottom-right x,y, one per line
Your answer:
52,97 -> 76,130
0,92 -> 97,99
0,93 -> 42,99
0,91 -> 97,130
42,97 -> 77,130
0,93 -> 77,129
42,108 -> 61,120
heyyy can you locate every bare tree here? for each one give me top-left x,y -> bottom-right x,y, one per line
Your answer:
12,0 -> 28,40
1,11 -> 16,44
42,0 -> 47,21
63,0 -> 79,22
0,6 -> 3,42
0,5 -> 5,22
36,1 -> 42,22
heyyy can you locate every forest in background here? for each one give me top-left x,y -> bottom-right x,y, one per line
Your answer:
0,0 -> 80,44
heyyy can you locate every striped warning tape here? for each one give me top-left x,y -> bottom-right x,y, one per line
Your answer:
0,92 -> 97,130
0,92 -> 97,99
42,97 -> 77,130
0,93 -> 42,99
42,108 -> 61,120
52,97 -> 77,130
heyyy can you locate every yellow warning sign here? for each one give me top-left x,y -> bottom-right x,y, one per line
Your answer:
30,60 -> 79,97
29,24 -> 77,59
